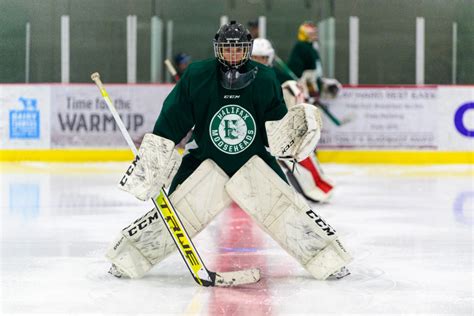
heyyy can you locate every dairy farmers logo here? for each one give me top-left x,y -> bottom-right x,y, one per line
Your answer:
9,97 -> 40,139
209,104 -> 256,154
454,102 -> 474,137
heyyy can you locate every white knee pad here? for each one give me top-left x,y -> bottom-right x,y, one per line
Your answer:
106,159 -> 232,278
225,155 -> 351,280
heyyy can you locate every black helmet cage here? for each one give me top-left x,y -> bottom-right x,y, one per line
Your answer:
213,21 -> 253,69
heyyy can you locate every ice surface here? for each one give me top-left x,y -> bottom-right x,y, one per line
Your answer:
1,162 -> 472,315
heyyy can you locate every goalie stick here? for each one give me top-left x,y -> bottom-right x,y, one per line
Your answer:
91,72 -> 260,287
274,55 -> 351,127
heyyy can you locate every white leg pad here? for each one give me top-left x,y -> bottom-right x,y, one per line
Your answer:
107,234 -> 153,279
225,155 -> 351,280
304,239 -> 351,280
106,159 -> 231,278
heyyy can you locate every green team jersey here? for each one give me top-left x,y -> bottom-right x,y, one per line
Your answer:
153,58 -> 288,189
287,41 -> 320,78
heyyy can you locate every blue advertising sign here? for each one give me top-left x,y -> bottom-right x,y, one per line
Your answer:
454,102 -> 474,138
9,97 -> 40,139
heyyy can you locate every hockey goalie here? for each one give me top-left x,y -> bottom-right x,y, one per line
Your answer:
106,21 -> 351,281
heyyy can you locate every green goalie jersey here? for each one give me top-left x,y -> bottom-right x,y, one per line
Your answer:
153,58 -> 288,191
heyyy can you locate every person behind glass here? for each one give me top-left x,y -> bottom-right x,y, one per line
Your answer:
174,53 -> 191,78
247,19 -> 259,39
287,21 -> 341,101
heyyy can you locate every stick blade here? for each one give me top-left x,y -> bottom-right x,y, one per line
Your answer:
213,268 -> 261,287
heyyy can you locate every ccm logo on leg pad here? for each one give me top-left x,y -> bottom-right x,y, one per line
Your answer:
119,155 -> 141,186
124,210 -> 160,236
306,210 -> 336,236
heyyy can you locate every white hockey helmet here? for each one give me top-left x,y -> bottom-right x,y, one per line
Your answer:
251,38 -> 275,66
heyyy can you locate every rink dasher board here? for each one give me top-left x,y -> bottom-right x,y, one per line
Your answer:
0,84 -> 472,164
0,84 -> 172,150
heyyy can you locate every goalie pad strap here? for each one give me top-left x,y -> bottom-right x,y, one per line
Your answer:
225,155 -> 351,280
280,157 -> 333,203
106,159 -> 232,278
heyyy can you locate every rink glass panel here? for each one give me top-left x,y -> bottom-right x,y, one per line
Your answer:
0,0 -> 472,84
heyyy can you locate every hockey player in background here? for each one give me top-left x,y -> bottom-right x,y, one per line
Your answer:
251,37 -> 335,203
106,21 -> 351,281
251,38 -> 293,83
173,52 -> 191,78
288,22 -> 322,78
247,19 -> 260,39
288,21 -> 342,102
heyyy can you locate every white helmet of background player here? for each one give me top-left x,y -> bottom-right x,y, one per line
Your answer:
251,38 -> 275,66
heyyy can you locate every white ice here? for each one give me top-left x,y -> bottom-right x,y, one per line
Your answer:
1,162 -> 473,315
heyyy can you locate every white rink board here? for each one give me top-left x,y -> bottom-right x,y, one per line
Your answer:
0,84 -> 173,149
319,87 -> 438,149
0,84 -> 472,152
319,86 -> 474,150
50,85 -> 172,148
437,86 -> 474,151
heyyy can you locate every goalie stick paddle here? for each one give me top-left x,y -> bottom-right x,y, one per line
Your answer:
91,72 -> 260,287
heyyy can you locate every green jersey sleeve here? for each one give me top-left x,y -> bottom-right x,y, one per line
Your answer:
257,66 -> 288,146
153,69 -> 194,144
263,75 -> 287,122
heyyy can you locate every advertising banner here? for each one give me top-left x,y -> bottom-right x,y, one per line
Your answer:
1,84 -> 471,155
50,85 -> 173,148
437,86 -> 474,151
319,87 -> 438,149
0,85 -> 51,149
